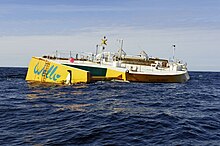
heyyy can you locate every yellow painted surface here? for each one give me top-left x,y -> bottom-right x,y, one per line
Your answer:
26,57 -> 90,84
106,68 -> 126,81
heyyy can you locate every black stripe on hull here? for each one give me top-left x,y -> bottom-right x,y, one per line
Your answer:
63,64 -> 107,76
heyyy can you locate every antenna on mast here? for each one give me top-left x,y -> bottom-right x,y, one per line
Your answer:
172,44 -> 176,61
119,39 -> 123,59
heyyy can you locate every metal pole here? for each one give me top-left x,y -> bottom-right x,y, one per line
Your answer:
172,44 -> 175,61
96,45 -> 98,56
119,39 -> 123,60
56,50 -> 58,59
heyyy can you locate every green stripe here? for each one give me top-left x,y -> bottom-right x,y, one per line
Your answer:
63,64 -> 107,76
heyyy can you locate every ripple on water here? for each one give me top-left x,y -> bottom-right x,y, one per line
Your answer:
1,69 -> 220,145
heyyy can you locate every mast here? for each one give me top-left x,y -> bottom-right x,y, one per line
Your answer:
95,44 -> 99,56
118,39 -> 123,60
172,44 -> 176,61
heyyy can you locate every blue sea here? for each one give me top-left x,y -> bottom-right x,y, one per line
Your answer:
0,67 -> 220,146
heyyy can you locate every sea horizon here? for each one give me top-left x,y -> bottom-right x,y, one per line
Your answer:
0,66 -> 219,73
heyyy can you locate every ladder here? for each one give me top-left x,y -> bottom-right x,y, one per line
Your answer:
41,60 -> 50,82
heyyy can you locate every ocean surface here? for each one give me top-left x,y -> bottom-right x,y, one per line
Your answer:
0,67 -> 220,146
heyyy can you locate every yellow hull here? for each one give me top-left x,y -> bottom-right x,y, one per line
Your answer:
105,68 -> 127,81
26,57 -> 90,84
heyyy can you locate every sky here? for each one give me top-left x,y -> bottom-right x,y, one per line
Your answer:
0,0 -> 220,71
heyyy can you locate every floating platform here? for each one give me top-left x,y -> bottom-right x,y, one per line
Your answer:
26,56 -> 189,84
26,38 -> 190,84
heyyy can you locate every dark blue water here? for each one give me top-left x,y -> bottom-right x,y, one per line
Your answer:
0,67 -> 220,145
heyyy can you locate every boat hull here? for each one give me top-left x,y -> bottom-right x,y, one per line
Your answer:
26,57 -> 190,84
63,62 -> 190,83
125,71 -> 190,83
26,57 -> 91,84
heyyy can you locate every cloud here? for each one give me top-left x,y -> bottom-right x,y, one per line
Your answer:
0,4 -> 137,14
1,1 -> 220,37
0,1 -> 220,70
0,27 -> 220,71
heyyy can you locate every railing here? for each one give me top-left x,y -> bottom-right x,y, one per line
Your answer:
44,50 -> 116,64
45,50 -> 95,61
